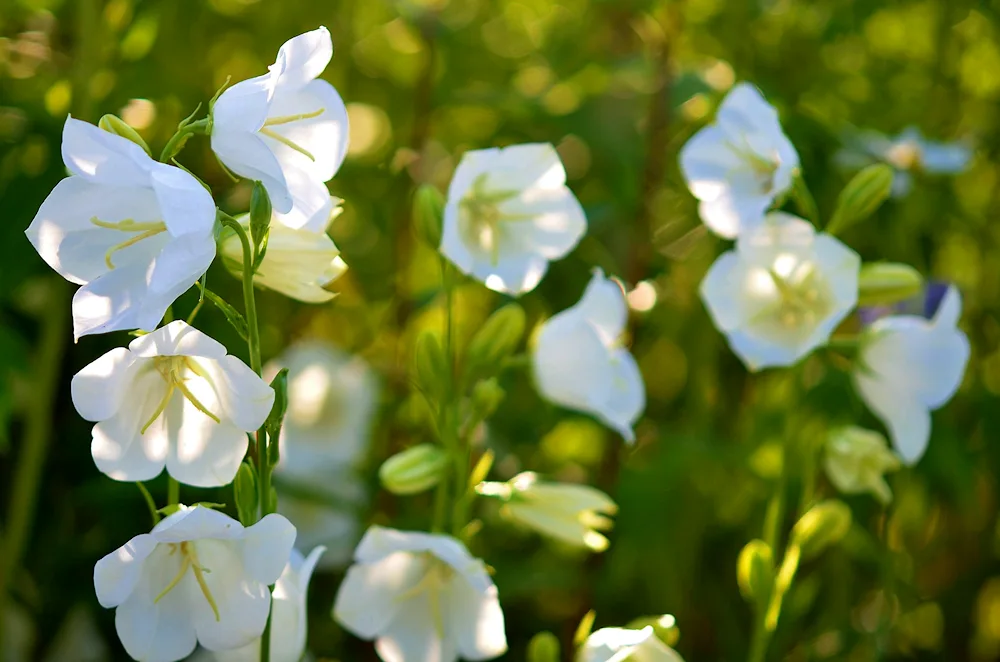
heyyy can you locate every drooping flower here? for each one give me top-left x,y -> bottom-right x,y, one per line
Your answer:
476,472 -> 617,552
25,117 -> 216,339
264,341 -> 378,567
824,427 -> 901,504
532,269 -> 645,442
199,546 -> 326,662
700,212 -> 860,371
835,126 -> 972,197
853,286 -> 970,464
211,27 -> 349,232
222,197 -> 347,303
440,143 -> 587,295
679,82 -> 800,238
93,506 -> 295,662
577,626 -> 684,662
333,526 -> 507,662
71,321 -> 274,487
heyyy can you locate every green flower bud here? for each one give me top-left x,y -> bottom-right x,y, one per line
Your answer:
265,368 -> 289,462
857,262 -> 924,307
414,331 -> 449,403
526,631 -> 560,662
737,539 -> 775,605
379,444 -> 449,495
827,163 -> 894,236
250,181 -> 273,271
464,304 -> 526,382
471,378 -> 506,420
234,461 -> 258,526
98,114 -> 151,156
413,184 -> 445,247
791,500 -> 853,560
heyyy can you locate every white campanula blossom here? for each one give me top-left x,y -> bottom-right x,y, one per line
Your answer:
578,626 -> 684,662
211,27 -> 349,232
25,117 -> 216,339
265,341 -> 378,568
200,547 -> 326,662
476,472 -> 617,552
333,526 -> 507,662
700,212 -> 860,371
441,143 -> 587,295
93,506 -> 295,662
71,321 -> 274,487
532,269 -> 645,442
853,286 -> 970,464
679,82 -> 800,238
835,126 -> 973,197
222,198 -> 347,303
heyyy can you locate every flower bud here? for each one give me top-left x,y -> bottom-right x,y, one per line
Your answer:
413,184 -> 445,247
827,163 -> 894,235
234,461 -> 258,526
379,444 -> 449,495
857,262 -> 924,307
526,631 -> 560,662
98,114 -> 151,156
464,303 -> 526,382
414,331 -> 449,402
791,500 -> 852,560
737,539 -> 774,605
825,426 -> 901,504
249,181 -> 272,270
471,378 -> 505,420
265,368 -> 289,459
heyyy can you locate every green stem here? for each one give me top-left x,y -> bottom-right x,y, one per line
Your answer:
136,483 -> 160,525
219,211 -> 272,662
431,259 -> 457,534
748,446 -> 787,662
0,280 -> 68,645
167,478 -> 180,507
159,118 -> 210,163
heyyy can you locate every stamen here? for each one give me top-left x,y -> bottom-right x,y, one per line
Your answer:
141,383 -> 176,435
263,108 -> 324,126
174,380 -> 221,423
259,127 -> 316,162
90,218 -> 165,231
187,544 -> 221,622
104,226 -> 167,269
154,553 -> 191,605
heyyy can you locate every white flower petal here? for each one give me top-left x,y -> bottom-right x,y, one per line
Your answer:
265,78 -> 348,183
151,506 -> 244,543
164,401 -> 248,488
207,355 -> 275,432
699,252 -> 746,331
576,270 -> 628,344
241,514 -> 297,585
71,262 -> 156,339
468,250 -> 549,296
146,232 -> 216,314
488,143 -> 567,191
211,130 -> 292,213
697,193 -> 770,239
149,164 -> 217,237
333,551 -> 428,639
212,75 -> 274,134
192,539 -> 272,652
113,557 -> 199,662
501,187 -> 586,259
61,116 -> 152,186
854,371 -> 930,465
375,592 -> 457,662
128,320 -> 227,359
272,170 -> 333,232
273,27 -> 333,93
71,347 -> 137,422
93,533 -> 157,608
90,369 -> 170,482
602,349 -> 645,443
533,315 -> 614,415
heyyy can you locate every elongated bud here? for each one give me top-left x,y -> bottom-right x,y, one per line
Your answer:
414,331 -> 449,402
413,184 -> 445,247
471,378 -> 505,420
250,181 -> 272,271
791,500 -> 853,560
626,614 -> 679,647
827,164 -> 894,235
526,632 -> 560,662
379,444 -> 449,495
265,368 -> 289,463
857,262 -> 924,307
234,461 -> 258,526
464,304 -> 526,382
99,114 -> 152,156
737,539 -> 774,605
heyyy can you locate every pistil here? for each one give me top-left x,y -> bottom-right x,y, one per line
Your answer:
153,542 -> 221,621
90,217 -> 168,269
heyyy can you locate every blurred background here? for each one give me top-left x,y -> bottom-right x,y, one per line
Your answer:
1,0 -> 999,660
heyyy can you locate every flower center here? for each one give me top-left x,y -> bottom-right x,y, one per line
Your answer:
886,140 -> 921,171
259,107 -> 324,162
728,139 -> 781,194
154,541 -> 221,621
458,174 -> 533,265
764,258 -> 833,331
90,217 -> 168,269
394,556 -> 455,639
140,356 -> 221,435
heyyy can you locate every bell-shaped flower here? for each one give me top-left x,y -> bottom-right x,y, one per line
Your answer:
700,212 -> 860,371
200,546 -> 326,662
853,286 -> 970,464
222,198 -> 347,303
25,117 -> 216,339
440,143 -> 587,295
210,27 -> 349,232
532,269 -> 645,442
71,321 -> 274,487
679,82 -> 800,238
476,472 -> 617,552
93,505 -> 296,662
578,626 -> 684,662
824,427 -> 901,504
333,525 -> 507,662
